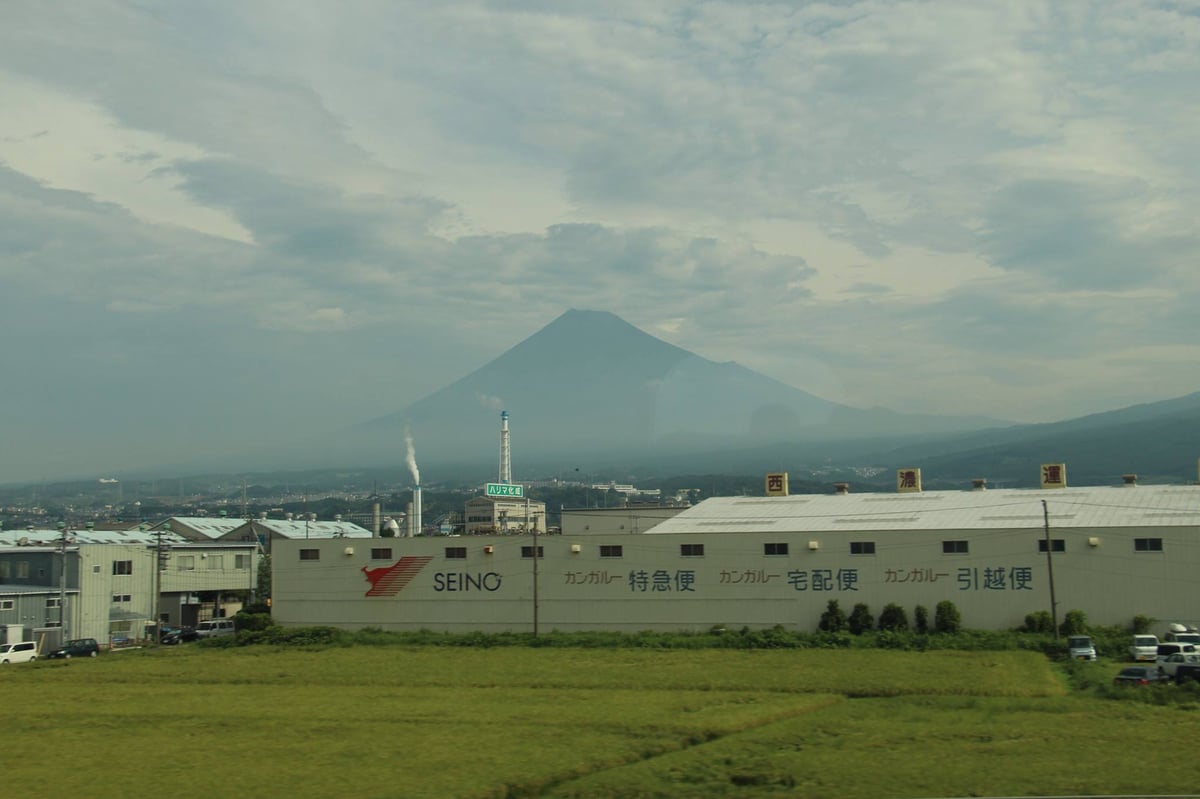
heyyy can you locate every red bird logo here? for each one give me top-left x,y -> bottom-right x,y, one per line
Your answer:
361,556 -> 434,597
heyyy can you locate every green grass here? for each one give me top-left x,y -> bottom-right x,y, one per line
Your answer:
1,647 -> 1195,798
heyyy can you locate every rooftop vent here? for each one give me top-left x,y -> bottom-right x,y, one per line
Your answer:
971,479 -> 987,491
1122,474 -> 1138,486
834,483 -> 850,495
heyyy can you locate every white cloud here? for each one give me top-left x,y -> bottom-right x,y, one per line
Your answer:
0,0 -> 1198,481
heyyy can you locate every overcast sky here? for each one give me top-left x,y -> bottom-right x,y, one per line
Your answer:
2,1 -> 1198,483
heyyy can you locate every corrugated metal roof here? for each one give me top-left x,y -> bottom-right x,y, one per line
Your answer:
0,529 -> 190,546
160,517 -> 247,539
254,520 -> 373,539
645,485 -> 1200,534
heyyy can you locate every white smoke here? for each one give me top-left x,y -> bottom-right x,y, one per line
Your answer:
404,427 -> 420,485
476,392 -> 505,410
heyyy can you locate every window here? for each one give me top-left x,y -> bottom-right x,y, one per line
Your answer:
850,541 -> 876,555
599,545 -> 623,558
16,561 -> 29,578
680,544 -> 705,557
445,547 -> 467,559
370,548 -> 393,560
92,564 -> 101,574
112,594 -> 132,603
112,560 -> 133,575
520,546 -> 544,558
0,562 -> 9,578
176,555 -> 195,571
0,599 -> 14,610
942,540 -> 969,554
299,549 -> 320,561
1135,538 -> 1163,552
763,543 -> 789,556
1038,539 -> 1065,553
207,555 -> 224,570
46,597 -> 61,608
234,554 -> 251,569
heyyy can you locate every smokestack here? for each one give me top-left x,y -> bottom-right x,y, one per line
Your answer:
411,487 -> 421,537
499,410 -> 512,484
372,502 -> 381,535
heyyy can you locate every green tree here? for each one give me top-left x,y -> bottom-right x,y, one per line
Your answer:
818,599 -> 846,633
254,554 -> 272,607
913,605 -> 929,634
1023,611 -> 1053,634
878,603 -> 909,632
934,600 -> 961,634
848,603 -> 874,635
1060,609 -> 1088,636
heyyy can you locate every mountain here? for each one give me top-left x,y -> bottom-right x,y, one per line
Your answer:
350,309 -> 1005,466
871,391 -> 1200,486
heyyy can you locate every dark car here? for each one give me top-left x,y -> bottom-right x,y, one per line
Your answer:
1113,666 -> 1170,686
48,638 -> 100,659
161,626 -> 199,645
1173,664 -> 1200,685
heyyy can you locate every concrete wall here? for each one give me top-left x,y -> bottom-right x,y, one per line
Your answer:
273,523 -> 1199,633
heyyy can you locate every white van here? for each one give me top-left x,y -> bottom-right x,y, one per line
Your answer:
195,619 -> 236,638
0,641 -> 40,664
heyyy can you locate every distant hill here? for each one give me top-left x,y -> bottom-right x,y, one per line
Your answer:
350,309 -> 1005,465
870,391 -> 1200,487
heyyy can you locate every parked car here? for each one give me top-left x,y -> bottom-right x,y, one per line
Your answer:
48,638 -> 100,659
1067,635 -> 1097,661
1129,635 -> 1159,661
1156,643 -> 1197,665
1113,666 -> 1171,686
195,619 -> 236,638
161,626 -> 199,645
1163,625 -> 1200,649
1173,664 -> 1200,684
0,641 -> 40,664
1157,652 -> 1200,679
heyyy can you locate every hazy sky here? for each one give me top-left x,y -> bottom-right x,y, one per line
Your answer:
2,1 -> 1198,483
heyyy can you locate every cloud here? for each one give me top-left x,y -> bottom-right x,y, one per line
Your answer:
1,0 -> 1199,481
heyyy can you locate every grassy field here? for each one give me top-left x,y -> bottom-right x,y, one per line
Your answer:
2,646 -> 1197,798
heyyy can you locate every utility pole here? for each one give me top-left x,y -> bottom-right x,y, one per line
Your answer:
529,498 -> 539,639
1042,500 -> 1059,641
154,523 -> 171,644
56,522 -> 71,643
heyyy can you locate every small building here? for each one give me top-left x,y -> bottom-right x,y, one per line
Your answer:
464,496 -> 547,535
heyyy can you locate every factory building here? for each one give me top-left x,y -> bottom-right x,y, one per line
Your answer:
272,475 -> 1200,634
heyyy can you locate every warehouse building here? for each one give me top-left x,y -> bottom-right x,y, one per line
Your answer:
271,477 -> 1200,634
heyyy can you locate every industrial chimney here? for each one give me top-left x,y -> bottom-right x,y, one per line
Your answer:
410,486 -> 421,537
499,410 -> 512,484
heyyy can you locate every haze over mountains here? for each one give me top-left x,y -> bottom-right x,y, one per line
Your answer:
354,309 -> 1001,457
327,309 -> 1199,488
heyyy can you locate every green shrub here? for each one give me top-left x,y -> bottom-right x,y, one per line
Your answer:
1023,611 -> 1054,634
913,605 -> 929,634
934,600 -> 961,634
1060,609 -> 1088,637
878,603 -> 909,632
818,599 -> 846,633
848,603 -> 874,635
1131,614 -> 1156,634
233,611 -> 275,632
